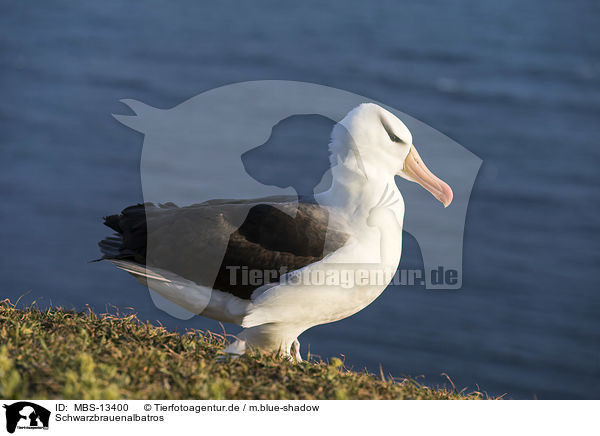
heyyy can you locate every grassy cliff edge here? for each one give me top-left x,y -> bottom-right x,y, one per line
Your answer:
0,300 -> 487,400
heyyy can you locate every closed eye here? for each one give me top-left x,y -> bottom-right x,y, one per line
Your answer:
380,117 -> 405,144
389,133 -> 402,143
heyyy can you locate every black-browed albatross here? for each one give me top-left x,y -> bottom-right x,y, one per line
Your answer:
98,103 -> 453,360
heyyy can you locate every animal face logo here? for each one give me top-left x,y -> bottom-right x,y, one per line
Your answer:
112,80 -> 481,319
3,402 -> 50,433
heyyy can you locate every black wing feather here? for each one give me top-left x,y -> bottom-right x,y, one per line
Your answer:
99,198 -> 348,299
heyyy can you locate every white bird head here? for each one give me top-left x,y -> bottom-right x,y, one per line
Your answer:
332,103 -> 453,207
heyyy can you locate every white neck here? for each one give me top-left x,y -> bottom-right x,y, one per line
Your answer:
315,160 -> 404,220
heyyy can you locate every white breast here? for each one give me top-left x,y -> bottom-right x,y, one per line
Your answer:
242,193 -> 404,330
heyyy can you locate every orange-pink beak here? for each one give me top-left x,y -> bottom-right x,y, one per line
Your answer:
401,145 -> 453,207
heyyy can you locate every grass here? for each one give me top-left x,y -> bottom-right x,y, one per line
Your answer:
0,299 -> 488,400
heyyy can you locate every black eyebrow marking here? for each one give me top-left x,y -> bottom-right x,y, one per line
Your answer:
380,116 -> 405,144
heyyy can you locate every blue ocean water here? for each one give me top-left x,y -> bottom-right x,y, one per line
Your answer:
1,0 -> 599,399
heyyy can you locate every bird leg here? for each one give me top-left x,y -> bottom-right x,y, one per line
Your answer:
291,339 -> 302,362
219,338 -> 246,360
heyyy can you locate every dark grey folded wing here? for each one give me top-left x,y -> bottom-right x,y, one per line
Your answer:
99,196 -> 349,300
